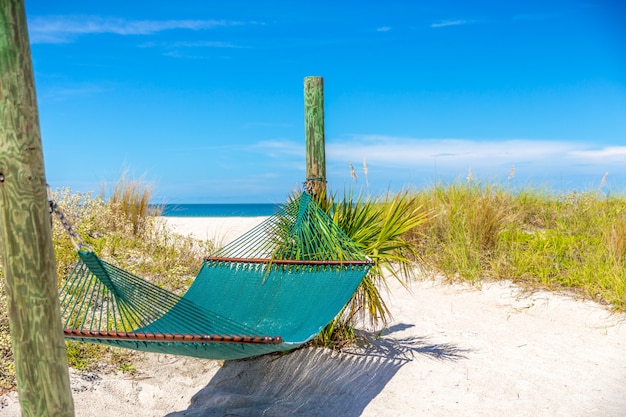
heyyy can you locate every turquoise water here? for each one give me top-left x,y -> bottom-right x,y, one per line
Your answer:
158,203 -> 280,217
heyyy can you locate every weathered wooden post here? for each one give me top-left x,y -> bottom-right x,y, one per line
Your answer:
304,76 -> 326,198
0,1 -> 75,416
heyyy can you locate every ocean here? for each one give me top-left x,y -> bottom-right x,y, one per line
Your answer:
158,203 -> 280,217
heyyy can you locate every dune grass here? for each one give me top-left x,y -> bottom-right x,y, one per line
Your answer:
409,181 -> 626,312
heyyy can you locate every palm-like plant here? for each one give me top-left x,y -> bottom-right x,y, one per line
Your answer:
310,189 -> 431,346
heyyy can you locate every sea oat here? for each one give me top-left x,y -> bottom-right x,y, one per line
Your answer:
363,157 -> 369,188
599,172 -> 608,189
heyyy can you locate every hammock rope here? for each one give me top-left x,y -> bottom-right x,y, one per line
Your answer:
58,192 -> 373,360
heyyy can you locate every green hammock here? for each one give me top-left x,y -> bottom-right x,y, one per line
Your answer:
59,192 -> 373,360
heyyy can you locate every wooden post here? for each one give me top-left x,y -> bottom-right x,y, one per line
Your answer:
0,1 -> 75,416
304,76 -> 326,198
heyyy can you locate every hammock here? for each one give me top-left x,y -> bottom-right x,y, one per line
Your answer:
59,192 -> 373,360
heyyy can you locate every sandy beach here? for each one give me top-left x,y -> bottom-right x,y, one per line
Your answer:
2,216 -> 625,416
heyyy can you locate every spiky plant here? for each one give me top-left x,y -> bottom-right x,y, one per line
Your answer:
308,189 -> 431,346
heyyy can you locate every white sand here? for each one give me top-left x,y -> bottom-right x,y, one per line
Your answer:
160,216 -> 269,247
2,216 -> 626,416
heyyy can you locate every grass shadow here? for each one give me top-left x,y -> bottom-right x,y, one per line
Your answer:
350,323 -> 472,361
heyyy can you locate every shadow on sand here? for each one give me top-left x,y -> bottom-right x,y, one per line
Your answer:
166,325 -> 470,417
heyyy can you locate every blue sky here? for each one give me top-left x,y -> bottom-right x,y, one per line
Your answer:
25,0 -> 626,203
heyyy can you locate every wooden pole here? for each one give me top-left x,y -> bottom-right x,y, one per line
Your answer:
304,76 -> 326,198
0,1 -> 75,416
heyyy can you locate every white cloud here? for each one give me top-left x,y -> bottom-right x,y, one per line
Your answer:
139,40 -> 244,49
568,146 -> 626,163
253,140 -> 303,158
28,16 -> 247,44
376,26 -> 391,32
166,41 -> 242,48
327,136 -> 571,165
37,83 -> 113,102
325,135 -> 626,181
430,20 -> 469,28
139,40 -> 245,59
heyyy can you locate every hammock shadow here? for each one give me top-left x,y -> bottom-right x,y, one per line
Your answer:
166,327 -> 469,417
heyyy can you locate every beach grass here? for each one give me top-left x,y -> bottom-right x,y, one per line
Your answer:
409,181 -> 626,311
1,178 -> 625,391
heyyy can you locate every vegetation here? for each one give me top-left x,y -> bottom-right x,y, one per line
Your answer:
311,190 -> 431,348
0,177 -> 213,391
1,177 -> 625,391
409,181 -> 626,311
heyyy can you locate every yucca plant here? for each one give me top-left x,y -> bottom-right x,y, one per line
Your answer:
307,189 -> 431,346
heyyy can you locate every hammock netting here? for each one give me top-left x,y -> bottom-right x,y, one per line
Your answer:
59,192 -> 373,360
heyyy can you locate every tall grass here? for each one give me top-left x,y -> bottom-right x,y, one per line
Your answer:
409,182 -> 519,282
410,181 -> 626,311
106,173 -> 157,236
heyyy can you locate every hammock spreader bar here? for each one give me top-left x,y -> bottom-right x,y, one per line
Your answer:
204,257 -> 373,266
64,329 -> 282,345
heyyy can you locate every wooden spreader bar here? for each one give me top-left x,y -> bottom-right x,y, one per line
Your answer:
64,329 -> 283,345
204,256 -> 374,266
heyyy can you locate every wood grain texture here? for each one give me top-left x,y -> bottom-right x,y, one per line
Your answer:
0,1 -> 75,416
304,76 -> 326,197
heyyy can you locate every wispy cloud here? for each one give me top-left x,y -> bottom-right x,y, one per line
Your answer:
138,40 -> 245,58
165,40 -> 242,48
136,39 -> 246,59
376,26 -> 391,32
253,140 -> 303,158
28,16 -> 247,44
182,139 -> 303,159
326,135 -> 626,177
430,19 -> 471,28
39,83 -> 112,101
242,122 -> 293,129
328,136 -> 567,165
569,146 -> 626,163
